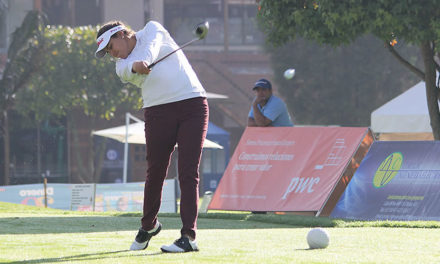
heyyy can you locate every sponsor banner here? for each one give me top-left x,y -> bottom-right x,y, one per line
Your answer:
94,182 -> 144,212
71,184 -> 96,211
0,179 -> 177,213
94,180 -> 176,213
0,183 -> 71,210
331,141 -> 440,220
208,127 -> 370,212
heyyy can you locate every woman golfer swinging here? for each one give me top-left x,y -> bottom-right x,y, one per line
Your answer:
95,20 -> 208,253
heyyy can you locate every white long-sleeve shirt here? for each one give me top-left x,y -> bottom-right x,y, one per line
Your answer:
115,21 -> 206,108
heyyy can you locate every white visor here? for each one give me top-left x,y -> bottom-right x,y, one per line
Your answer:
95,25 -> 124,58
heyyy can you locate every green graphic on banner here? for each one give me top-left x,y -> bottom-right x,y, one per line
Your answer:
332,141 -> 440,221
373,152 -> 403,188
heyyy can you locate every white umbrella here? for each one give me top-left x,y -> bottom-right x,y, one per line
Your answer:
92,113 -> 223,183
206,92 -> 228,100
92,121 -> 223,149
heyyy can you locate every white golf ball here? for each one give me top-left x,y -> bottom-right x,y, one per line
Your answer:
307,228 -> 330,249
284,68 -> 295,80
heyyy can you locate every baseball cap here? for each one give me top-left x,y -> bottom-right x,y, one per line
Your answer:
95,25 -> 124,58
253,78 -> 272,90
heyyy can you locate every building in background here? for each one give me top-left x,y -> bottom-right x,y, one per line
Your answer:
0,0 -> 278,188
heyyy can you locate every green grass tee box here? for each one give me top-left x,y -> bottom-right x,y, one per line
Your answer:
1,202 -> 440,264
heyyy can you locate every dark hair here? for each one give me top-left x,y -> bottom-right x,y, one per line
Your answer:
96,21 -> 135,39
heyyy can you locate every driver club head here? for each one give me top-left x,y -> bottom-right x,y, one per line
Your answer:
194,21 -> 209,40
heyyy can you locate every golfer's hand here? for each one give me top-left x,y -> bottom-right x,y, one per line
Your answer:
132,61 -> 151,75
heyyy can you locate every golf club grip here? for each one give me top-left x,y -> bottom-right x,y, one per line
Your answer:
148,38 -> 198,69
148,49 -> 179,69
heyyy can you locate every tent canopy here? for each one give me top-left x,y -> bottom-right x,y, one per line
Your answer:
93,122 -> 223,149
371,81 -> 440,133
207,122 -> 230,136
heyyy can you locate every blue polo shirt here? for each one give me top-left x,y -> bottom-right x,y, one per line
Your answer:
248,95 -> 293,127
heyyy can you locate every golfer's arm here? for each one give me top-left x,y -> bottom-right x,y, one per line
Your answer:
252,105 -> 272,127
132,61 -> 150,74
143,21 -> 165,65
116,61 -> 138,82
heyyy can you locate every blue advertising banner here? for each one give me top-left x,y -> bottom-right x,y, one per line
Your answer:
94,180 -> 176,213
331,141 -> 440,220
0,184 -> 72,210
0,180 -> 177,213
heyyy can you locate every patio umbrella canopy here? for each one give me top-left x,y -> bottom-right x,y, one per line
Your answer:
92,122 -> 223,149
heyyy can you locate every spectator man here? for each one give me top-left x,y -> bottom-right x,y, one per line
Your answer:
248,78 -> 293,127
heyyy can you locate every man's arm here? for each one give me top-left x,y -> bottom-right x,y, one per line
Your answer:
247,117 -> 257,127
251,103 -> 272,127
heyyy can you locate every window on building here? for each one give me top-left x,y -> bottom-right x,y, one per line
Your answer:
0,1 -> 7,51
202,148 -> 226,174
144,0 -> 151,23
10,117 -> 68,184
73,0 -> 101,26
164,0 -> 263,46
202,149 -> 213,173
42,0 -> 100,26
228,4 -> 262,45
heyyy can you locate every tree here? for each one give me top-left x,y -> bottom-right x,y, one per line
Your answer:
268,35 -> 421,126
0,11 -> 46,185
258,0 -> 440,139
15,24 -> 141,183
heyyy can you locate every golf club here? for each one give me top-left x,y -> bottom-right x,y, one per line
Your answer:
148,21 -> 209,69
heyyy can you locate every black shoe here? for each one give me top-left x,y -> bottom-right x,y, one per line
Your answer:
129,222 -> 162,250
160,236 -> 199,253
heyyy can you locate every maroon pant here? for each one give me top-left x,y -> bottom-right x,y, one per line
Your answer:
141,97 -> 208,240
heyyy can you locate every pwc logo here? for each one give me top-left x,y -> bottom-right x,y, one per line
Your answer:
373,152 -> 403,188
282,177 -> 320,199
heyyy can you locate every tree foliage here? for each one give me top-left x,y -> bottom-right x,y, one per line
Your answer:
16,25 -> 141,121
0,10 -> 46,122
0,11 -> 46,185
13,24 -> 142,183
269,35 -> 421,126
258,0 -> 440,138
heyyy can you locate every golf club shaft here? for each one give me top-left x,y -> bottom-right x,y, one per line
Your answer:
148,38 -> 199,69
